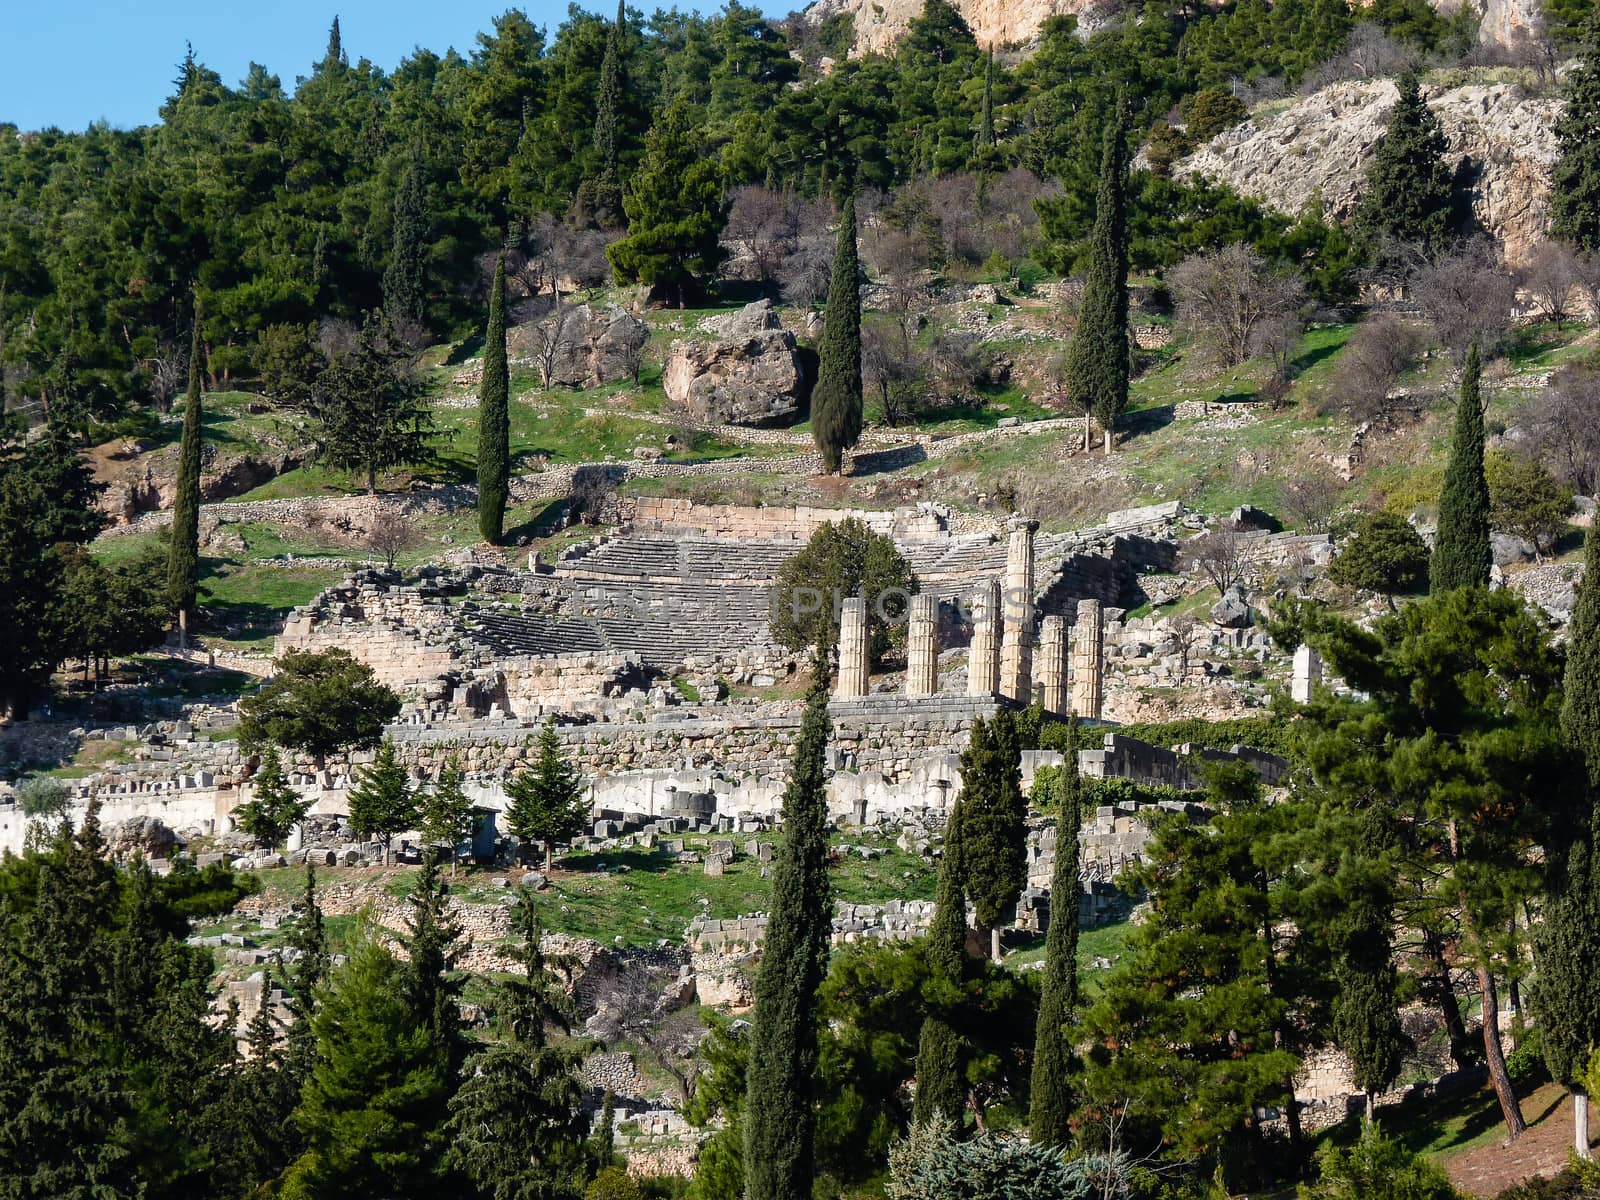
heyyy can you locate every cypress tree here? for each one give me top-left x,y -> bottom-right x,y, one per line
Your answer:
1064,116 -> 1129,455
1029,717 -> 1081,1146
921,800 -> 966,1126
592,0 -> 626,225
403,853 -> 467,1079
285,863 -> 330,1085
1535,525 -> 1600,1159
744,664 -> 834,1200
1429,342 -> 1491,593
914,796 -> 969,1128
383,151 -> 429,328
810,194 -> 864,476
977,49 -> 996,151
1354,71 -> 1456,274
960,713 -> 1027,959
1329,802 -> 1407,1125
1552,11 -> 1600,252
167,309 -> 203,645
477,254 -> 510,545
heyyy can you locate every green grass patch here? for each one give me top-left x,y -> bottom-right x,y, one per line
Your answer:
517,831 -> 937,946
198,564 -> 344,644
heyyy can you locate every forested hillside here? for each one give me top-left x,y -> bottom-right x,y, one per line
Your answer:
0,0 -> 1481,421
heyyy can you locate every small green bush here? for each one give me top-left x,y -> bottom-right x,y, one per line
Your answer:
586,1166 -> 644,1200
1299,1125 -> 1463,1200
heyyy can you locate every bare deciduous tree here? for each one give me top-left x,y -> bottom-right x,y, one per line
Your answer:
1410,240 -> 1518,363
1328,313 -> 1430,422
1519,362 -> 1600,495
1281,469 -> 1343,532
568,465 -> 623,525
503,214 -> 611,317
367,509 -> 418,569
1518,240 -> 1585,330
1182,524 -> 1247,595
1170,244 -> 1308,369
1167,613 -> 1201,680
529,299 -> 582,391
862,320 -> 923,428
589,962 -> 708,1106
145,341 -> 189,413
723,185 -> 800,290
774,197 -> 835,307
1300,23 -> 1414,92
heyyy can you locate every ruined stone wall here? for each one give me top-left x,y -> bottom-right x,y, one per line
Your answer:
617,496 -> 956,541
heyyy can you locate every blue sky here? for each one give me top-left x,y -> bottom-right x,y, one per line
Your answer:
1,0 -> 774,132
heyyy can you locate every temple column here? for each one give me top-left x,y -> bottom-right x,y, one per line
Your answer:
967,578 -> 1001,696
1038,615 -> 1068,715
1000,516 -> 1039,703
906,594 -> 939,697
1071,598 -> 1104,720
836,597 -> 870,699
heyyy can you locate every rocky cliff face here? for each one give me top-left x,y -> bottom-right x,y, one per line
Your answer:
1174,79 -> 1561,263
801,0 -> 1095,55
803,0 -> 1536,57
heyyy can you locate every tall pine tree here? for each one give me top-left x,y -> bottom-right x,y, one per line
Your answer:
447,894 -> 590,1194
278,926 -> 451,1196
1551,11 -> 1600,251
1065,116 -> 1129,455
1535,525 -> 1600,1159
811,194 -> 864,476
914,795 -> 969,1128
383,151 -> 429,328
504,719 -> 589,871
478,254 -> 510,545
1029,718 -> 1081,1146
1354,71 -> 1456,275
1429,342 -> 1491,593
167,309 -> 203,645
606,97 -> 726,307
402,854 -> 467,1086
744,665 -> 834,1200
347,741 -> 416,866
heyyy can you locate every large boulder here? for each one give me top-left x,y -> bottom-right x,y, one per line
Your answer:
516,304 -> 648,389
662,300 -> 807,427
1210,584 -> 1254,629
108,816 -> 182,861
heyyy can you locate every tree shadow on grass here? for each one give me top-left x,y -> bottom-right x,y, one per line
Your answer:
503,498 -> 571,546
445,335 -> 485,367
1120,403 -> 1178,444
561,848 -> 676,875
1291,339 -> 1344,377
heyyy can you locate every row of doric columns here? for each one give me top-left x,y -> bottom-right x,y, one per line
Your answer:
831,517 -> 1105,718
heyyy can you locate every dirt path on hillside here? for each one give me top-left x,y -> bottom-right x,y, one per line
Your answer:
1444,1084 -> 1594,1197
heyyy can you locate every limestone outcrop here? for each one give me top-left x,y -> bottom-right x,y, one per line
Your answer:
801,0 -> 1097,55
1175,78 -> 1561,263
662,300 -> 808,427
95,442 -> 305,526
801,0 -> 1528,59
